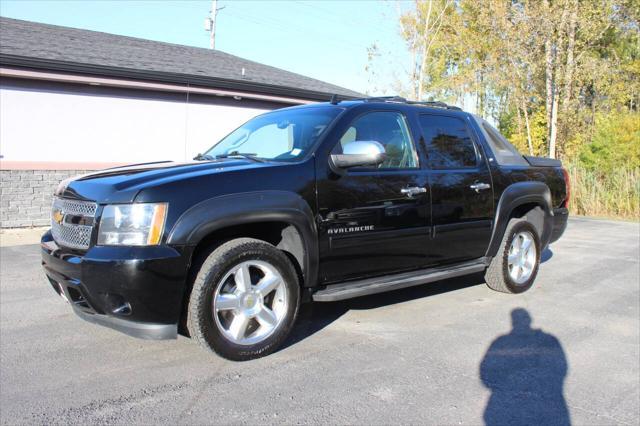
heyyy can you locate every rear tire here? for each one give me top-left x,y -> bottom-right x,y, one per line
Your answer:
187,238 -> 300,361
485,219 -> 541,294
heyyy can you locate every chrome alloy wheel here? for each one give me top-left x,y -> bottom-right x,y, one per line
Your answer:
212,260 -> 288,345
507,231 -> 537,285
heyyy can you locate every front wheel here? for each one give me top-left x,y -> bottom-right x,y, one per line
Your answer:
187,238 -> 300,361
485,219 -> 541,294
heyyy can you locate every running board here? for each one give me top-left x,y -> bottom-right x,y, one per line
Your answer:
312,259 -> 487,302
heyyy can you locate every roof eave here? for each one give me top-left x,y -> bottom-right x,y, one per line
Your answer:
0,53 -> 362,102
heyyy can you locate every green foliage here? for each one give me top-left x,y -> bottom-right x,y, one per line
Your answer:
578,112 -> 640,172
499,108 -> 549,157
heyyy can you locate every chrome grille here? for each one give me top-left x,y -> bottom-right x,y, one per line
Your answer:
54,198 -> 97,217
51,197 -> 97,250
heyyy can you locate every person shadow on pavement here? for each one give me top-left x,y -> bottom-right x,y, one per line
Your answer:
480,308 -> 571,426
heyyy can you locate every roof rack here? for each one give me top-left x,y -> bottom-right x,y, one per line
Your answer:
355,96 -> 409,103
408,100 -> 462,111
346,95 -> 462,111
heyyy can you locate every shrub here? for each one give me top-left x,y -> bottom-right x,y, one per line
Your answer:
578,112 -> 640,173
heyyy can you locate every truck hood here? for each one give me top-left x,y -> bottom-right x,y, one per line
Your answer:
57,159 -> 276,203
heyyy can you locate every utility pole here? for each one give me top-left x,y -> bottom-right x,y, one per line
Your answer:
204,0 -> 224,50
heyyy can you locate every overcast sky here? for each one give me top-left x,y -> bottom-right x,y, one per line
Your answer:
0,0 -> 411,95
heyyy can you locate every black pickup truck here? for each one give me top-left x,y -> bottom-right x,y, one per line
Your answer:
41,97 -> 569,360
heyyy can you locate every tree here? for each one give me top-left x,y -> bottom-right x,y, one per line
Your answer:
398,0 -> 454,101
378,0 -> 639,165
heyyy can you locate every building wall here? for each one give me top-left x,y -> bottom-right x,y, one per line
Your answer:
0,169 -> 90,228
0,78 -> 288,228
0,78 -> 284,165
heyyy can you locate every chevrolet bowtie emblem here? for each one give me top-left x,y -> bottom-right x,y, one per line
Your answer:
52,209 -> 64,225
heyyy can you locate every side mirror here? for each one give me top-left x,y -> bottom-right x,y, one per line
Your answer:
330,141 -> 386,169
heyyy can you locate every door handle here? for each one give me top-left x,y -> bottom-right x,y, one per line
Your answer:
470,182 -> 491,193
400,187 -> 427,198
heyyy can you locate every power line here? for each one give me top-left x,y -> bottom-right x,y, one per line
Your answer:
291,0 -> 382,31
210,2 -> 408,63
221,9 -> 370,54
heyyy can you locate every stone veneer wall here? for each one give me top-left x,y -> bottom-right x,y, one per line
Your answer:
0,170 -> 92,228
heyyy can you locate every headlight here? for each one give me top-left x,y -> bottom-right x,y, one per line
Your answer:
97,203 -> 168,246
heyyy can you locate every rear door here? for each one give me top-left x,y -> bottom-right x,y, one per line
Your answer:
418,113 -> 495,265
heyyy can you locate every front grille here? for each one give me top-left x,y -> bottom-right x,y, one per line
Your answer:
54,198 -> 97,217
51,197 -> 97,250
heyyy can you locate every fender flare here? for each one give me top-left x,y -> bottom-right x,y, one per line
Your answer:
486,181 -> 554,258
167,191 -> 319,288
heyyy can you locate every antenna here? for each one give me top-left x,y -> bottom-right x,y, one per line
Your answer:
330,94 -> 340,105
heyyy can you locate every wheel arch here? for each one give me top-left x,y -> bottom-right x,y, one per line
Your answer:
486,181 -> 554,258
168,191 -> 319,289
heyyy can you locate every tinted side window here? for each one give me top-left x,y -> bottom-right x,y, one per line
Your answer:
419,115 -> 477,169
336,111 -> 418,169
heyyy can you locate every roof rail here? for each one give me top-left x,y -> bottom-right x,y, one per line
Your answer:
407,100 -> 462,111
352,96 -> 408,103
350,96 -> 462,111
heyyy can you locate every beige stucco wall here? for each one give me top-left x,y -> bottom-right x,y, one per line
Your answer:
0,78 -> 285,167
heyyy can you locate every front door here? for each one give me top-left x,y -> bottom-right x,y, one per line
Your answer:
317,110 -> 430,283
418,113 -> 495,265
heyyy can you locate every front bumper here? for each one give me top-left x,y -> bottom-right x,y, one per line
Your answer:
41,231 -> 190,340
72,307 -> 177,339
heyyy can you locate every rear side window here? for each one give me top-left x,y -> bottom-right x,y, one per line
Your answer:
419,115 -> 478,169
477,118 -> 529,166
482,122 -> 512,152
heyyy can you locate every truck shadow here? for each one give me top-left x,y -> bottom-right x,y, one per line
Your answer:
283,272 -> 485,350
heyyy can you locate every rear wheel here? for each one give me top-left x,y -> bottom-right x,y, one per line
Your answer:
485,219 -> 541,294
187,238 -> 300,361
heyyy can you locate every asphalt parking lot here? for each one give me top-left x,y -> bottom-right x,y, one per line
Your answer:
1,217 -> 638,425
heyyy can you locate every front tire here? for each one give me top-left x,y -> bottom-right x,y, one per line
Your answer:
485,219 -> 541,294
187,238 -> 300,361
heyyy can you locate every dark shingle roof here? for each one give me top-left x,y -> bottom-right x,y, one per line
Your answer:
0,17 -> 362,100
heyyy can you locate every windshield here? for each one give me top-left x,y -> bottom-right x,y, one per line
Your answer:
204,107 -> 342,162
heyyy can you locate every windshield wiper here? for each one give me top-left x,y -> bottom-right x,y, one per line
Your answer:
193,153 -> 215,161
215,151 -> 267,163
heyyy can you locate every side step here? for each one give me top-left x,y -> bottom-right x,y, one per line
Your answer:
312,259 -> 487,302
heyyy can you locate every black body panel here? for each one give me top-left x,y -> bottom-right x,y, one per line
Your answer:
317,169 -> 430,282
550,207 -> 569,243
